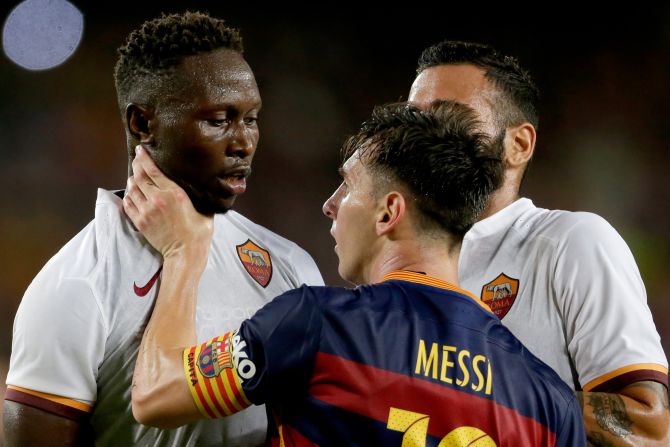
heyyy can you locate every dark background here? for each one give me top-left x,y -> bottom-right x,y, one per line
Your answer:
1,2 -> 669,439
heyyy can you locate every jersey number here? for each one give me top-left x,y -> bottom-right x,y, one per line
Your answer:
387,407 -> 497,446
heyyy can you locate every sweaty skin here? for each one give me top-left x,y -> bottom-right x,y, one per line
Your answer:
127,48 -> 261,215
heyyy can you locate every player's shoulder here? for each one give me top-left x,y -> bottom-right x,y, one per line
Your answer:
290,284 -> 356,304
221,210 -> 321,275
27,189 -> 146,299
485,321 -> 578,406
523,345 -> 582,407
251,285 -> 352,324
13,190 -> 128,338
269,284 -> 362,315
226,210 -> 299,248
43,189 -> 134,274
522,202 -> 621,246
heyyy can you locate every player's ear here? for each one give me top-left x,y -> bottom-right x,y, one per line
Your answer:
505,122 -> 535,167
126,103 -> 156,146
376,191 -> 405,236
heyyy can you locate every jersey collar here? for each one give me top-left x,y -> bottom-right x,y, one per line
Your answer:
381,270 -> 492,313
465,197 -> 535,240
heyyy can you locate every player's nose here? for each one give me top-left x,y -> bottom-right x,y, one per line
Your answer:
227,123 -> 257,159
322,186 -> 341,220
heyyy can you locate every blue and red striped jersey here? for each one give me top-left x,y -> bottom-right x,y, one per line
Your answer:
185,271 -> 585,446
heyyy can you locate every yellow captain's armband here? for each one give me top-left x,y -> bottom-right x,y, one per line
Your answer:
182,331 -> 252,418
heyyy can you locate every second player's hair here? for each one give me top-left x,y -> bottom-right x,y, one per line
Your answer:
417,40 -> 539,131
342,101 -> 503,238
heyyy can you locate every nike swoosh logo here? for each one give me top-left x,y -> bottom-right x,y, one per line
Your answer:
133,266 -> 163,297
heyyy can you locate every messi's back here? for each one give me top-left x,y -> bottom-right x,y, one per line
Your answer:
279,271 -> 584,446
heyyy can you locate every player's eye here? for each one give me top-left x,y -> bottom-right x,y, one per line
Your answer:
207,118 -> 229,127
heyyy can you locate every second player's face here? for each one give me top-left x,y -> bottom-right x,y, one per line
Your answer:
408,64 -> 498,138
151,49 -> 262,214
322,152 -> 379,285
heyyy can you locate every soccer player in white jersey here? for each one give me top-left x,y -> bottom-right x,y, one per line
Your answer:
3,11 -> 323,447
408,40 -> 669,445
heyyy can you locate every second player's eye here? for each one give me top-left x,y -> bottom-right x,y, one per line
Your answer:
207,118 -> 229,127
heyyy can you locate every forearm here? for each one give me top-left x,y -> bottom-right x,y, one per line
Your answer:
578,382 -> 670,446
132,250 -> 206,428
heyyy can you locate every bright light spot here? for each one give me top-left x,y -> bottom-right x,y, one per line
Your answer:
2,0 -> 84,70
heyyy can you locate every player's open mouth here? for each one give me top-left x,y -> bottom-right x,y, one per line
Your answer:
220,175 -> 246,195
219,169 -> 250,195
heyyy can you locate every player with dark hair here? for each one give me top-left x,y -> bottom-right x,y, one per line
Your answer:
123,101 -> 586,446
410,40 -> 669,445
4,11 -> 322,446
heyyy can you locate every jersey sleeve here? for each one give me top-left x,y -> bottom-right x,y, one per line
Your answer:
183,286 -> 322,418
5,266 -> 106,420
554,213 -> 668,391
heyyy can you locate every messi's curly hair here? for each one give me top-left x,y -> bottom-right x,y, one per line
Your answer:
114,11 -> 243,110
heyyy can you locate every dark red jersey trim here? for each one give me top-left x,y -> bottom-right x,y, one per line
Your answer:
591,370 -> 669,393
4,388 -> 89,422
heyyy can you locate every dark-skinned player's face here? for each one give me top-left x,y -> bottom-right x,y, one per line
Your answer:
150,49 -> 261,214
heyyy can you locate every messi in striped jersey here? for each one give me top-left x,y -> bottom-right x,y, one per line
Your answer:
127,101 -> 586,446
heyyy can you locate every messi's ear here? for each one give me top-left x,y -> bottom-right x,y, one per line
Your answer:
126,103 -> 156,146
376,191 -> 406,236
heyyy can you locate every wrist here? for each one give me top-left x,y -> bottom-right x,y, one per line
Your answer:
163,244 -> 209,270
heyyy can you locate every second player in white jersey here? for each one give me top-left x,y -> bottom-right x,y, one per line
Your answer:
6,189 -> 323,446
459,198 -> 668,391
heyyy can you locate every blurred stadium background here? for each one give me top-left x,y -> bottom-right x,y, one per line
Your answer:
1,2 -> 669,442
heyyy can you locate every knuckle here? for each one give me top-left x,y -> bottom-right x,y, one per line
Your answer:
175,189 -> 188,202
135,218 -> 146,232
147,165 -> 160,177
153,196 -> 166,210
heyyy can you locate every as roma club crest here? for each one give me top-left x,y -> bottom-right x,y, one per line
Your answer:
480,273 -> 519,319
236,239 -> 273,288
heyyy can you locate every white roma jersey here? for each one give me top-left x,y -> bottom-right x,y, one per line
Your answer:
459,198 -> 668,391
6,189 -> 324,446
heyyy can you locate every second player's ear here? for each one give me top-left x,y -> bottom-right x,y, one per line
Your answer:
505,122 -> 536,167
126,103 -> 156,146
376,191 -> 406,236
